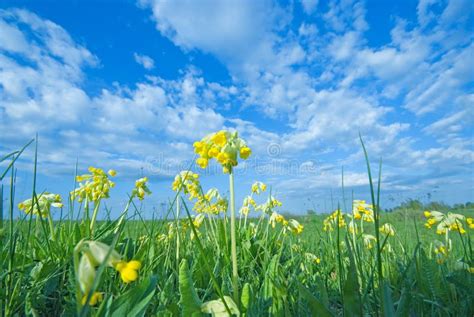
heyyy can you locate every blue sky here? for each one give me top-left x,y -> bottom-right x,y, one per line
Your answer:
0,0 -> 473,217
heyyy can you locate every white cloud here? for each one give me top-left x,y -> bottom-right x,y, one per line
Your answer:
301,0 -> 318,15
133,52 -> 155,70
0,9 -> 230,178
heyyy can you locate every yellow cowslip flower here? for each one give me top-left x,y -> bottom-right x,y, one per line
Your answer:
434,245 -> 447,255
379,223 -> 396,236
436,228 -> 447,235
240,147 -> 251,159
467,217 -> 474,229
192,214 -> 205,229
323,209 -> 346,232
240,195 -> 257,216
172,171 -> 201,198
132,177 -> 151,200
305,253 -> 321,265
257,195 -> 283,216
449,222 -> 466,234
210,131 -> 227,147
423,211 -> 431,218
363,234 -> 376,249
196,157 -> 209,169
193,188 -> 228,215
348,220 -> 358,234
71,167 -> 115,203
108,169 -> 117,177
288,219 -> 304,234
115,260 -> 141,283
194,130 -> 251,174
269,212 -> 282,228
208,147 -> 220,158
433,241 -> 449,264
82,292 -> 103,306
18,193 -> 63,218
251,181 -> 267,194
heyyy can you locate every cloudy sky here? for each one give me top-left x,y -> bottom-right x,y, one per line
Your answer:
1,0 -> 473,216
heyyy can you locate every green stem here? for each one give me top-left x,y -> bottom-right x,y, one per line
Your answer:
176,195 -> 180,263
229,171 -> 239,306
47,214 -> 56,241
89,200 -> 101,235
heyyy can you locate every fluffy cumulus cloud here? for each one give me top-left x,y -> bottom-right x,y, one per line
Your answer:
0,9 -> 230,178
138,0 -> 473,200
1,0 -> 473,210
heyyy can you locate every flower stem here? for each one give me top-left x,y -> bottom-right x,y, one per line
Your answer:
229,171 -> 239,306
47,214 -> 55,241
176,195 -> 180,263
89,201 -> 101,235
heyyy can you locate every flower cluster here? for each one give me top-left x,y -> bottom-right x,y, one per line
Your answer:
76,240 -> 141,306
193,188 -> 228,215
239,181 -> 267,216
269,212 -> 288,228
467,217 -> 474,229
132,177 -> 151,200
434,242 -> 448,264
251,181 -> 267,194
18,193 -> 63,218
193,130 -> 251,173
379,223 -> 396,236
172,171 -> 201,199
305,252 -> 321,265
323,209 -> 346,232
362,234 -> 376,249
423,211 -> 466,234
71,167 -> 116,203
352,200 -> 374,222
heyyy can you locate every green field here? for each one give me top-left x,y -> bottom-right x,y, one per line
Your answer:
1,137 -> 473,316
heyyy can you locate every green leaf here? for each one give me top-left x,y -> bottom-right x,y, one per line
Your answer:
343,242 -> 363,317
298,283 -> 333,317
178,260 -> 203,317
382,281 -> 395,317
105,275 -> 157,317
241,282 -> 251,313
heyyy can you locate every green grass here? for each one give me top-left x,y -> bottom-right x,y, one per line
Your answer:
1,141 -> 473,316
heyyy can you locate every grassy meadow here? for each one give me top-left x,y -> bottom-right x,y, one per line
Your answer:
1,133 -> 473,316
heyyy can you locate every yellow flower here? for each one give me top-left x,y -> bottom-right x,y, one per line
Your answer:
108,169 -> 117,177
305,253 -> 321,264
436,228 -> 446,235
115,260 -> 141,283
208,147 -> 220,158
423,211 -> 431,218
82,292 -> 103,306
193,141 -> 205,155
17,193 -> 63,218
251,181 -> 267,194
363,234 -> 376,249
288,219 -> 304,234
380,223 -> 396,236
239,147 -> 251,159
196,157 -> 208,169
211,130 -> 227,147
216,152 -> 229,164
194,130 -> 251,174
133,177 -> 151,200
466,217 -> 474,229
192,214 -> 205,228
71,167 -> 115,203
